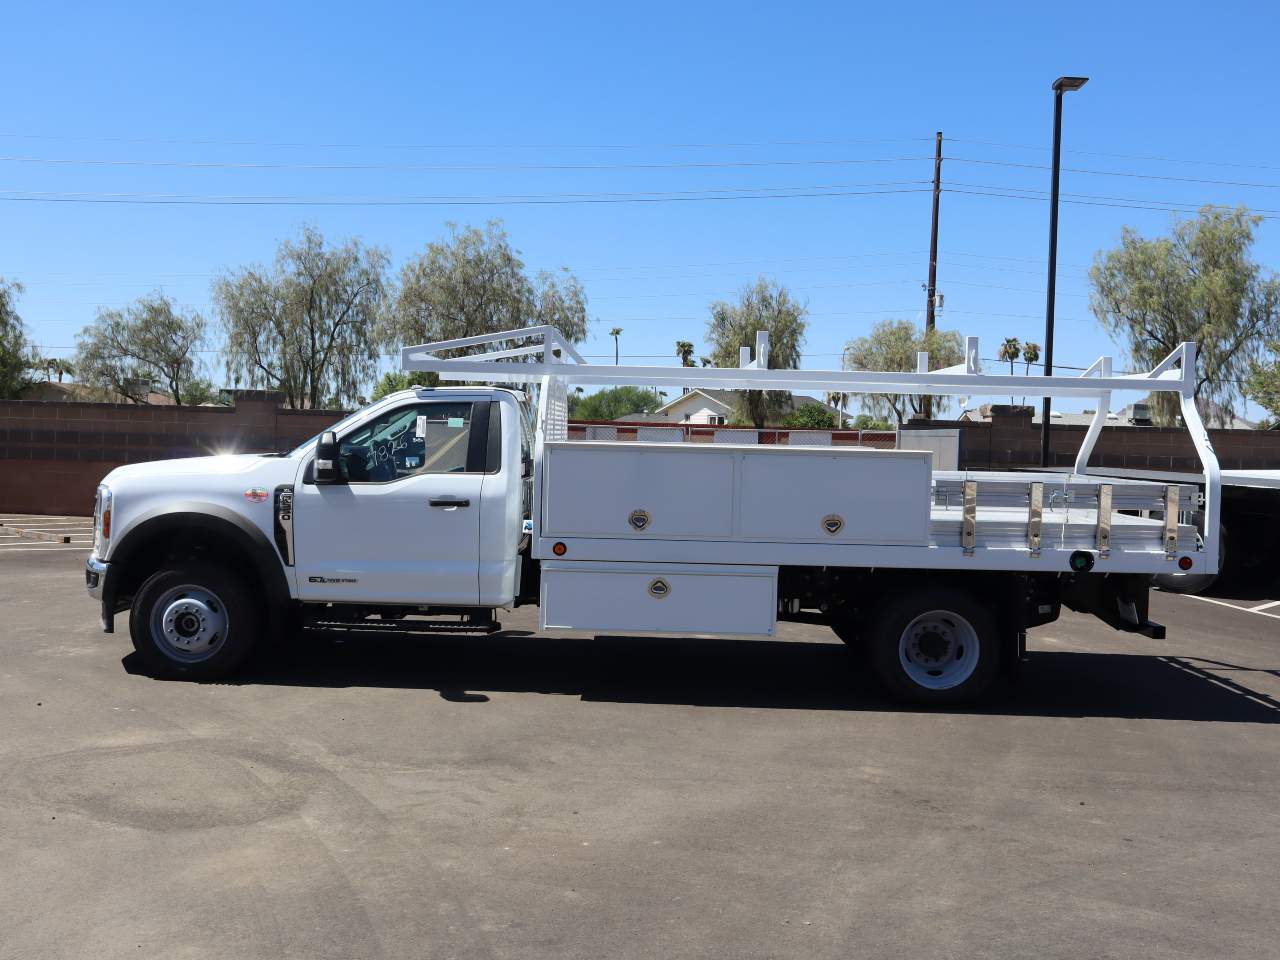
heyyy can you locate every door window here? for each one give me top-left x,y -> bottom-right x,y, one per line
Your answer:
338,402 -> 476,483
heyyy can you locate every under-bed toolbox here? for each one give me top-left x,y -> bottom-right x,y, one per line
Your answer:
539,561 -> 778,636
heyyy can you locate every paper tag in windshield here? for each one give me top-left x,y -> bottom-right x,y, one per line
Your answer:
447,417 -> 465,428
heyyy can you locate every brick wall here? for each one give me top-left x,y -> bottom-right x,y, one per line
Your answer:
902,407 -> 1280,472
0,391 -> 348,516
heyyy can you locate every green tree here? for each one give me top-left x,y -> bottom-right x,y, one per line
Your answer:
1020,341 -> 1040,407
706,277 -> 807,427
997,337 -> 1022,404
1090,206 -> 1280,425
843,319 -> 963,425
215,227 -> 388,409
380,221 -> 587,362
572,385 -> 662,421
1021,341 -> 1040,373
181,378 -> 227,406
76,292 -> 207,404
675,340 -> 695,367
37,356 -> 75,382
371,370 -> 419,401
852,413 -> 893,430
0,279 -> 39,399
782,404 -> 836,429
824,391 -> 849,427
1246,342 -> 1280,422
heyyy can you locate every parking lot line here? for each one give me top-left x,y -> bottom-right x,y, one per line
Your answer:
0,545 -> 89,552
1185,594 -> 1280,621
1250,600 -> 1280,612
0,520 -> 90,526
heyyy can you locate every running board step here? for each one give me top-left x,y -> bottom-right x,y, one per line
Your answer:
303,613 -> 502,635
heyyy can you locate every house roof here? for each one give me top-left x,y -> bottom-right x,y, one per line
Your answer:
654,389 -> 736,414
651,389 -> 842,419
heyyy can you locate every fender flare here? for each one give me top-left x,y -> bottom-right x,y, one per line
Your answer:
109,502 -> 293,609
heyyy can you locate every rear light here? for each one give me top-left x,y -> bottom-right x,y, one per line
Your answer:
1178,556 -> 1193,571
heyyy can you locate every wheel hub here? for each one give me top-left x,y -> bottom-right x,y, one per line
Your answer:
898,610 -> 979,690
913,627 -> 954,664
152,586 -> 228,661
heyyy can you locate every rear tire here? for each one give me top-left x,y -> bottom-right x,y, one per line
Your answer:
866,585 -> 1000,705
129,563 -> 261,680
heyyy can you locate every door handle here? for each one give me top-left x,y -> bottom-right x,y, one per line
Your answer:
429,497 -> 471,508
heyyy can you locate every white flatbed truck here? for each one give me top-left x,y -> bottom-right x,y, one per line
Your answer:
85,325 -> 1221,704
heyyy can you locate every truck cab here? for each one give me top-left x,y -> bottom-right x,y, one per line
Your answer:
86,386 -> 534,679
293,387 -> 533,608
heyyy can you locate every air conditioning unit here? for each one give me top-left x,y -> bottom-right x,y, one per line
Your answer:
1129,402 -> 1153,425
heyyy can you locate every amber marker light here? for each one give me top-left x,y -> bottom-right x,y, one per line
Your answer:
552,542 -> 567,556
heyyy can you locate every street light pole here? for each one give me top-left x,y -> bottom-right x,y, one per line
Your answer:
1040,75 -> 1088,468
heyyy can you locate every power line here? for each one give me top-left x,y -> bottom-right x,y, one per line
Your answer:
946,137 -> 1280,173
0,132 -> 934,151
945,187 -> 1280,220
946,180 -> 1280,215
0,154 -> 933,172
947,156 -> 1280,190
0,186 -> 933,207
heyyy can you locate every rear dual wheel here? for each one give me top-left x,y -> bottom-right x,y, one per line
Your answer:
864,586 -> 1000,705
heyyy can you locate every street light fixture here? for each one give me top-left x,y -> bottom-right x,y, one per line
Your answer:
1040,75 -> 1088,468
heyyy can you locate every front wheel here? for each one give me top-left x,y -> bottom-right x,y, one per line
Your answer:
867,586 -> 1000,705
129,564 -> 261,679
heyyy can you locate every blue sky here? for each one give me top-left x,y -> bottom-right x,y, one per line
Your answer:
4,0 -> 1278,415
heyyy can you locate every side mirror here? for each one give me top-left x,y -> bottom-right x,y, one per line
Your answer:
314,431 -> 341,484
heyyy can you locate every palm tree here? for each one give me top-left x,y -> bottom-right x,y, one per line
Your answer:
675,340 -> 695,367
610,327 -> 623,365
825,391 -> 849,428
1020,342 -> 1040,407
997,337 -> 1022,405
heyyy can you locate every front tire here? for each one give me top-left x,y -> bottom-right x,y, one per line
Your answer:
867,585 -> 1000,705
129,564 -> 261,679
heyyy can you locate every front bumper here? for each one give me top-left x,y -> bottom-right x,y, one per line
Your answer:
85,555 -> 116,633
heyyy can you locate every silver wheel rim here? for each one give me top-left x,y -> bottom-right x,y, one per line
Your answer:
150,584 -> 229,663
898,609 -> 980,691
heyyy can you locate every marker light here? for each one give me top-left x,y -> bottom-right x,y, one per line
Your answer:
1178,556 -> 1194,571
552,542 -> 567,556
1069,551 -> 1095,573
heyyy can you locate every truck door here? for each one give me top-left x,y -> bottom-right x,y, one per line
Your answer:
293,399 -> 486,605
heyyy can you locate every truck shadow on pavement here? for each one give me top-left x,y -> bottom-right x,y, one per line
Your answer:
125,630 -> 1280,723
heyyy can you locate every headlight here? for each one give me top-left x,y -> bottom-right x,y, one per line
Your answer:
94,485 -> 113,555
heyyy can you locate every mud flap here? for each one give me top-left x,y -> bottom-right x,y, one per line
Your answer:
1060,573 -> 1166,639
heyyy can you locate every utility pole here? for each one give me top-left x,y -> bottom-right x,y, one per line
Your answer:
1040,77 -> 1088,467
923,130 -> 942,420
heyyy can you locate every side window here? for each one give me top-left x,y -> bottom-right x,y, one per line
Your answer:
518,397 -> 535,462
486,402 -> 502,473
338,401 -> 475,483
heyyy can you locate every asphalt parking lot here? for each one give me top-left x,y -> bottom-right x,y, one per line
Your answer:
2,548 -> 1277,960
